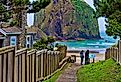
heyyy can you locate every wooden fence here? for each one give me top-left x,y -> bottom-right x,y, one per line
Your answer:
105,40 -> 121,64
0,46 -> 68,82
0,46 -> 15,82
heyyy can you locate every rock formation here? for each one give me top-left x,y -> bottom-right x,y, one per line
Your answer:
34,0 -> 101,40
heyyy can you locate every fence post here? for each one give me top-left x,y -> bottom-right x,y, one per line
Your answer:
111,47 -> 113,58
41,50 -> 44,78
107,49 -> 109,59
118,40 -> 121,64
46,50 -> 49,76
109,48 -> 111,58
51,51 -> 54,73
116,48 -> 118,61
36,51 -> 39,80
55,51 -> 57,70
50,51 -> 53,74
57,52 -> 60,68
48,51 -> 51,76
53,52 -> 56,72
43,50 -> 47,77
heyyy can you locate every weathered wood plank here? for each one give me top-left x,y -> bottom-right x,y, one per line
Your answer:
36,55 -> 38,79
22,53 -> 26,82
16,48 -> 27,56
27,55 -> 29,82
7,52 -> 14,82
19,55 -> 22,82
0,55 -> 2,82
15,56 -> 18,82
0,46 -> 15,54
3,53 -> 7,82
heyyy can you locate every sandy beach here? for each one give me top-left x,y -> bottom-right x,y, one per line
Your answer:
67,51 -> 105,64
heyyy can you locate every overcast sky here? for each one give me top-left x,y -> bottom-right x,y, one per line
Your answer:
27,0 -> 106,34
84,0 -> 95,10
27,0 -> 35,26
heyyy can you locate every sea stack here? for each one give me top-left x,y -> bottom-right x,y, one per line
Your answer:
34,0 -> 101,40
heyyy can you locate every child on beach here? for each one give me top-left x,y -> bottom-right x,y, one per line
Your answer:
80,50 -> 84,65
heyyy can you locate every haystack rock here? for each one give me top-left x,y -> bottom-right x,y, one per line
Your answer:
34,0 -> 101,40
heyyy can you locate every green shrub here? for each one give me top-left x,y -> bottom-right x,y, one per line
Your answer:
33,36 -> 55,50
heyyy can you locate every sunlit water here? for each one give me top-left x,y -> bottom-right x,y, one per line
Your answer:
54,34 -> 118,53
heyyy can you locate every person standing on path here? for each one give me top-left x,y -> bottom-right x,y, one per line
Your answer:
80,50 -> 84,65
85,50 -> 90,65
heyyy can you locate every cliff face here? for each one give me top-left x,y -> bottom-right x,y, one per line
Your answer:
34,0 -> 101,40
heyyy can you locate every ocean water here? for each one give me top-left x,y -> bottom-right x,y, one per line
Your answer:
54,34 -> 118,53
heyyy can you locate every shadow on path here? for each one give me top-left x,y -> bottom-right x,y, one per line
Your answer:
56,63 -> 80,82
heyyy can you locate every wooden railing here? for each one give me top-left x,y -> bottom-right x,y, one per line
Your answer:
0,46 -> 15,82
105,47 -> 118,60
105,40 -> 121,64
0,46 -> 68,82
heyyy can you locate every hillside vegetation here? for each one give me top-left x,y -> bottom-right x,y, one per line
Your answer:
34,0 -> 100,40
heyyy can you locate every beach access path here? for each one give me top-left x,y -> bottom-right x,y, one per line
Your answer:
56,51 -> 105,82
56,63 -> 80,82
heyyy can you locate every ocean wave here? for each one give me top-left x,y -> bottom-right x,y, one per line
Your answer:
86,42 -> 115,46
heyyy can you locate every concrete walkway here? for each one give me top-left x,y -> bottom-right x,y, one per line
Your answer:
56,63 -> 80,82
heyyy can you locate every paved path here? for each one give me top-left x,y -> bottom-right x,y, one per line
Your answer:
56,63 -> 80,82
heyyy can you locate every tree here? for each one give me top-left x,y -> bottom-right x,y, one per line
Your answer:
94,0 -> 121,39
0,0 -> 51,25
27,0 -> 51,13
33,37 -> 55,50
0,3 -> 11,22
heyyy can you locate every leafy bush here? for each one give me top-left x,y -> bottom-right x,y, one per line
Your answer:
33,36 -> 55,50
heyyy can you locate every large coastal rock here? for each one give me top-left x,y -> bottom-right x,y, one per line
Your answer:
34,0 -> 101,40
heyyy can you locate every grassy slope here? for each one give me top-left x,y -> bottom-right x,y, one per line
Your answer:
43,63 -> 71,82
77,59 -> 121,82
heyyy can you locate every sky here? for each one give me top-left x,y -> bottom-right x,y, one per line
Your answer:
27,0 -> 106,34
84,0 -> 95,10
27,0 -> 35,26
27,13 -> 34,26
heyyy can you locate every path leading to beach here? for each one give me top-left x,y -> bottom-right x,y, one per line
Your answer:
56,52 -> 105,82
56,63 -> 80,82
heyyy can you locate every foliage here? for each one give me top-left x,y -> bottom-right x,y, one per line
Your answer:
35,0 -> 100,40
47,36 -> 55,43
27,0 -> 51,13
0,3 -> 11,22
11,0 -> 50,12
70,0 -> 99,36
10,19 -> 18,26
0,3 -> 5,13
94,0 -> 121,39
55,43 -> 66,48
33,36 -> 55,50
12,0 -> 30,6
0,0 -> 50,25
77,59 -> 121,82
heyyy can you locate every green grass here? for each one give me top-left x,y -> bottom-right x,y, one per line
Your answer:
43,63 -> 71,82
77,58 -> 121,82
